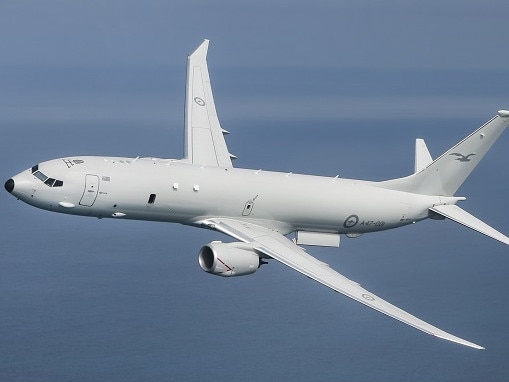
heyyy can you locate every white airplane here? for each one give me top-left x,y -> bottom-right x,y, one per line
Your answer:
5,40 -> 509,350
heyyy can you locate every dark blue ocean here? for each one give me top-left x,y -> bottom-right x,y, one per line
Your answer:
2,66 -> 509,381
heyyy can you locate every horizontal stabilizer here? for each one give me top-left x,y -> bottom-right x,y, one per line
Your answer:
430,204 -> 509,246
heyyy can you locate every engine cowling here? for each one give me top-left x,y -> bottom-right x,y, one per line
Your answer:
198,241 -> 261,277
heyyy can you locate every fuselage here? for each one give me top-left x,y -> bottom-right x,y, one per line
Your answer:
7,156 -> 447,236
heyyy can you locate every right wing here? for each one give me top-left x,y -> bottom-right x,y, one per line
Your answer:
184,40 -> 234,167
201,218 -> 484,350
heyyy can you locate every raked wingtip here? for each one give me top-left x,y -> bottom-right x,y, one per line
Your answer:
434,333 -> 485,350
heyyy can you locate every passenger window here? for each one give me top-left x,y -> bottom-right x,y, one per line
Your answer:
148,194 -> 156,204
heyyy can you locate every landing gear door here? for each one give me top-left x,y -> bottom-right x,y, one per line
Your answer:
79,174 -> 100,206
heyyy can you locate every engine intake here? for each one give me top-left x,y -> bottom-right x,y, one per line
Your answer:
198,241 -> 262,277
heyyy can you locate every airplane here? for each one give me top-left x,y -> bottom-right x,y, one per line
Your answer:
5,39 -> 509,350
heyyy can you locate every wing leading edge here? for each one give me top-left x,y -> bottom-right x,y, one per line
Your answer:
184,39 -> 234,167
200,218 -> 484,350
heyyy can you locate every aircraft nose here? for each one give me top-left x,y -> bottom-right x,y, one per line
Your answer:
4,178 -> 14,193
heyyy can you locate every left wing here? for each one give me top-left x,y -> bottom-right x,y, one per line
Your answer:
184,40 -> 234,167
200,218 -> 484,349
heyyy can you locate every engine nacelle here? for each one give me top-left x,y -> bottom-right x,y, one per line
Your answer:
198,241 -> 261,277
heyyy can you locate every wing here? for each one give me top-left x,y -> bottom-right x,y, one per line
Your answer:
199,218 -> 484,349
184,40 -> 234,167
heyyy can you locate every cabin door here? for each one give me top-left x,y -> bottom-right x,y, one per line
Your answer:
79,174 -> 100,206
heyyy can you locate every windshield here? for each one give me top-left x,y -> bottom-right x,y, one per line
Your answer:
31,164 -> 63,187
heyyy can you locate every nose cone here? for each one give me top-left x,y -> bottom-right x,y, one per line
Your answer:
5,178 -> 14,193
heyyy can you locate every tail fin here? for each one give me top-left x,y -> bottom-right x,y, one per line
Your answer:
380,111 -> 509,196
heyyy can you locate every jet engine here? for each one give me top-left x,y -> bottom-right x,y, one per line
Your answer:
198,241 -> 262,277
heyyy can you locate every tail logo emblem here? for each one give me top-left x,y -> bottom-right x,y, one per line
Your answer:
450,152 -> 476,162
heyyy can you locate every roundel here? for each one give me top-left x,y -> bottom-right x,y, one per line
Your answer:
194,97 -> 206,106
343,214 -> 359,228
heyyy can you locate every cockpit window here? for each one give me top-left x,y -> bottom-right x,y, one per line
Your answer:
34,170 -> 47,182
31,164 -> 64,188
45,178 -> 56,187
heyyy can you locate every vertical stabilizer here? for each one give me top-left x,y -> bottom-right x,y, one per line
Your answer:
380,111 -> 509,195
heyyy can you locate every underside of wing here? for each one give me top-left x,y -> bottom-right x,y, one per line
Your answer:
199,218 -> 484,350
184,40 -> 234,167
